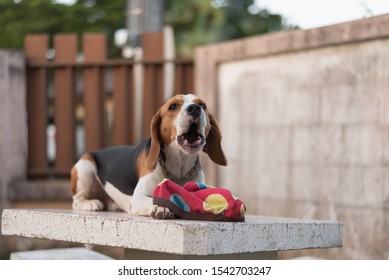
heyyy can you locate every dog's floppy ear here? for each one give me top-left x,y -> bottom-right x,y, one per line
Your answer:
203,113 -> 227,166
145,111 -> 161,169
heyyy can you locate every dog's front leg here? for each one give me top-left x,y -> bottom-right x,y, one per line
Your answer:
131,172 -> 174,219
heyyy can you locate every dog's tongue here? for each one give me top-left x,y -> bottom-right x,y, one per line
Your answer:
184,135 -> 203,145
178,123 -> 203,145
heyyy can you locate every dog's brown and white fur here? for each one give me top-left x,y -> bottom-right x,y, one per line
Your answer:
70,94 -> 227,219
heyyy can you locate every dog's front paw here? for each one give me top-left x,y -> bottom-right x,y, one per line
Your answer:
72,199 -> 104,211
149,205 -> 174,219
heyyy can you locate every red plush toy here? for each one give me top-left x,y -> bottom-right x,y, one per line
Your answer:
152,179 -> 246,222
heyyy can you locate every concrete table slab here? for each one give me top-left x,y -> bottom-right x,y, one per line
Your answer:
1,209 -> 342,259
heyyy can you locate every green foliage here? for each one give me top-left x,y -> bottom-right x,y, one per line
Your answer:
218,0 -> 285,40
165,0 -> 295,57
164,0 -> 224,58
0,0 -> 125,55
0,0 -> 294,58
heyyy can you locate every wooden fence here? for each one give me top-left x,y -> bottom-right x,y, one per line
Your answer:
25,33 -> 194,178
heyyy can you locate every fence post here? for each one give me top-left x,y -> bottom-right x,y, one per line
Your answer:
142,32 -> 164,139
175,62 -> 195,95
25,35 -> 49,178
83,33 -> 106,152
53,34 -> 77,176
112,65 -> 135,146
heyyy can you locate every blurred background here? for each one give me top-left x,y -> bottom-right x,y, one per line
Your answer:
0,0 -> 294,58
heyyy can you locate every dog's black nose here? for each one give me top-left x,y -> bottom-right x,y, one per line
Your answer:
186,104 -> 202,118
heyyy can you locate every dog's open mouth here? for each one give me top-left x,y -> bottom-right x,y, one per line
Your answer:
177,123 -> 205,153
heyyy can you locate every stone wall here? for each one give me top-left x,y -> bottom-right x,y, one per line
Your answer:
196,14 -> 389,259
0,50 -> 27,258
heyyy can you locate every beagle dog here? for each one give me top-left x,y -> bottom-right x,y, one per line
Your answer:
70,94 -> 227,219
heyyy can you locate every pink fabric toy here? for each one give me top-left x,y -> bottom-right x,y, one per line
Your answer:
152,179 -> 246,222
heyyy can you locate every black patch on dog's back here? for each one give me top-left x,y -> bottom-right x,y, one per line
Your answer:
90,139 -> 151,195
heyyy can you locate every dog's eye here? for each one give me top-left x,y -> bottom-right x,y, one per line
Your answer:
168,103 -> 178,111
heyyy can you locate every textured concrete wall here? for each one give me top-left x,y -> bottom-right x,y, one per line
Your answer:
217,39 -> 389,259
0,50 -> 27,257
196,14 -> 389,259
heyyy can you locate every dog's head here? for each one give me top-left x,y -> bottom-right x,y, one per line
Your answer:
146,94 -> 227,169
